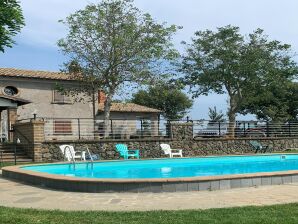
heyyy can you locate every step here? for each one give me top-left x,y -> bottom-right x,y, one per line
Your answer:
0,152 -> 28,156
0,145 -> 16,148
1,155 -> 30,159
0,149 -> 25,152
0,149 -> 27,153
0,158 -> 33,163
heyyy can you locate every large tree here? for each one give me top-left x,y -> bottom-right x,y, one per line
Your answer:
240,81 -> 298,122
56,60 -> 102,120
180,25 -> 297,136
0,0 -> 24,52
131,84 -> 193,120
58,0 -> 179,134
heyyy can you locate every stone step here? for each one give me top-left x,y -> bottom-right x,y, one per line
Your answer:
0,144 -> 32,163
0,149 -> 27,153
0,158 -> 33,163
1,150 -> 29,156
1,155 -> 30,159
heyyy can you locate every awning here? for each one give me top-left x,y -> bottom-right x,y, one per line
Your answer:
0,95 -> 31,109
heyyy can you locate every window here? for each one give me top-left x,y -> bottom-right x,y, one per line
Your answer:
4,86 -> 18,96
136,117 -> 152,136
53,90 -> 71,104
54,120 -> 72,135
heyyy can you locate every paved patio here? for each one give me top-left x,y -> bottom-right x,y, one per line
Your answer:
1,173 -> 298,211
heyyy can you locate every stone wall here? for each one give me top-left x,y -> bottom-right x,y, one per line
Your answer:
41,137 -> 298,162
11,119 -> 298,162
169,122 -> 193,140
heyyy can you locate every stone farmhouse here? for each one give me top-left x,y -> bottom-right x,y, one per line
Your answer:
0,68 -> 161,141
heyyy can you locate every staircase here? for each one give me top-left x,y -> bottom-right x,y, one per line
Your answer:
0,144 -> 33,164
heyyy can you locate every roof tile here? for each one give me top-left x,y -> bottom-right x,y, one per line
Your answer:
0,68 -> 71,81
98,103 -> 161,113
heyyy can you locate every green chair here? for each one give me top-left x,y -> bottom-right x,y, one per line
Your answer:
249,141 -> 271,153
115,144 -> 140,159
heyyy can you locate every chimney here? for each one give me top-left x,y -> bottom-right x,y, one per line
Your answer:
98,91 -> 106,104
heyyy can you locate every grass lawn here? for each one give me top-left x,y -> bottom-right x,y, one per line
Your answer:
0,162 -> 16,169
0,204 -> 298,224
0,162 -> 32,168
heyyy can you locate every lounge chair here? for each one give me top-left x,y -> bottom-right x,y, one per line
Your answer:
115,144 -> 140,159
249,141 -> 271,153
59,145 -> 86,161
160,144 -> 183,158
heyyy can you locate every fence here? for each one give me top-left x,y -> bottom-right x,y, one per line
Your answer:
16,118 -> 298,141
42,118 -> 171,141
192,120 -> 298,138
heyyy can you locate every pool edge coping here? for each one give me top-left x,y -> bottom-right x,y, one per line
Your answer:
3,154 -> 298,184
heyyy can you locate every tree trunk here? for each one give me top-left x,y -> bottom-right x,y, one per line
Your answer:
227,96 -> 237,138
92,89 -> 96,120
92,89 -> 96,139
103,92 -> 113,138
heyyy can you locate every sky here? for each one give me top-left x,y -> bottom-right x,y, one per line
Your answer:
0,0 -> 297,120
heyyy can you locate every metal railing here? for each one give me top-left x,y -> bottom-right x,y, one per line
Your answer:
16,117 -> 298,141
192,120 -> 298,138
0,149 -> 3,167
43,118 -> 170,141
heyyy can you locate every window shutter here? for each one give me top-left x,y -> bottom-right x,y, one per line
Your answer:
54,120 -> 72,135
53,90 -> 64,103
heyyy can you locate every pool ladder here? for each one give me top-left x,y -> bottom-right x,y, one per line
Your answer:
86,147 -> 94,169
64,146 -> 94,170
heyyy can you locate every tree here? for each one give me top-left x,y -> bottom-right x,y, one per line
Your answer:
288,83 -> 298,121
180,25 -> 297,136
131,84 -> 193,120
0,0 -> 25,52
56,60 -> 102,120
208,106 -> 226,122
58,0 -> 179,135
240,81 -> 298,122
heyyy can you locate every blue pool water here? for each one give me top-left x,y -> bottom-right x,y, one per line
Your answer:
22,155 -> 298,179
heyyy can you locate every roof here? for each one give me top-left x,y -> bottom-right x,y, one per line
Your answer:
98,103 -> 162,113
0,94 -> 31,106
0,68 -> 71,81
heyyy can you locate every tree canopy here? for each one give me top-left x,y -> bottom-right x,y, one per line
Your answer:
208,106 -> 226,122
0,0 -> 24,52
58,0 -> 180,133
240,81 -> 298,122
180,25 -> 297,135
131,84 -> 193,120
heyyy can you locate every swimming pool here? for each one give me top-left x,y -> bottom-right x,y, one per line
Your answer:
21,154 -> 298,179
3,154 -> 298,193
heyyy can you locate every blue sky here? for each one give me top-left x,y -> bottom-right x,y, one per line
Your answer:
0,0 -> 297,120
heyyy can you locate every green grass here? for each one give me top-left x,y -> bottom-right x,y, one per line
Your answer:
1,204 -> 298,224
0,162 -> 49,169
0,162 -> 35,168
0,162 -> 17,168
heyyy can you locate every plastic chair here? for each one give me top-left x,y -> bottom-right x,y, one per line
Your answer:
59,145 -> 86,161
160,144 -> 183,158
249,141 -> 271,153
115,144 -> 140,159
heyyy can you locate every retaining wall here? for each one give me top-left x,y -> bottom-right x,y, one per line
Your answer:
41,137 -> 298,162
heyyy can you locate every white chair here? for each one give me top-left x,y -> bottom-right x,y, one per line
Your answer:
160,144 -> 183,158
59,145 -> 86,161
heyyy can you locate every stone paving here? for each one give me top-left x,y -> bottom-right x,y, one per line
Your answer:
1,173 -> 298,211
